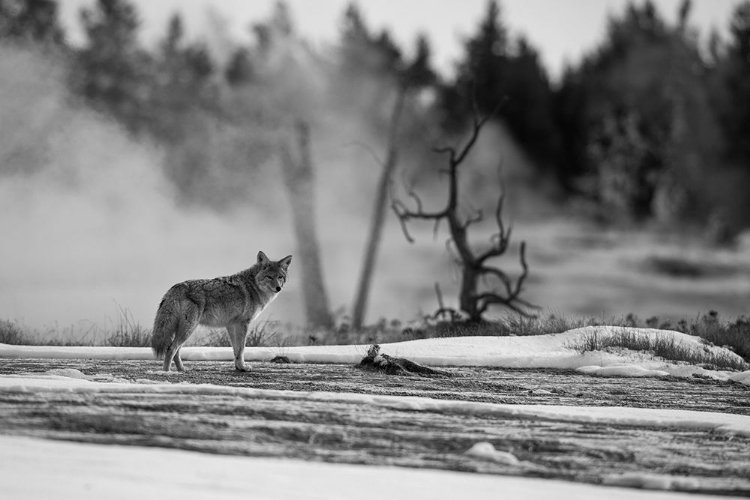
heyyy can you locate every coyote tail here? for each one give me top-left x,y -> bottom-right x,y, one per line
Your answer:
151,293 -> 179,359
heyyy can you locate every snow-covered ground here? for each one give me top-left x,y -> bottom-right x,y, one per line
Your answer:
1,326 -> 749,499
0,434 -> 727,500
2,326 -> 748,384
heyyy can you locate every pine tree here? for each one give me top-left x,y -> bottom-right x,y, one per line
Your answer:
450,0 -> 508,124
0,0 -> 65,45
72,0 -> 153,134
555,0 -> 723,223
149,13 -> 216,144
442,0 -> 560,168
719,1 -> 750,166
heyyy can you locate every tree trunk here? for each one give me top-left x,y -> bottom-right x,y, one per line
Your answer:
279,121 -> 334,329
459,265 -> 481,322
351,90 -> 406,330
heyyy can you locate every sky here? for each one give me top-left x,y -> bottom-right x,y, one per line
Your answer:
58,0 -> 745,81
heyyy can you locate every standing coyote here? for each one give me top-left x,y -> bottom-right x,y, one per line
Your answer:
151,251 -> 292,372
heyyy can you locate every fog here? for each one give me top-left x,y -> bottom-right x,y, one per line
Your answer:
0,44 -> 495,332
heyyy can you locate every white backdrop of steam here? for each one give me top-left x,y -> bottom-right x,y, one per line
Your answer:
0,40 -> 538,335
0,46 -> 292,332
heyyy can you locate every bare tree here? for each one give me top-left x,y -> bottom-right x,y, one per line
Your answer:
279,120 -> 334,329
391,110 -> 535,322
351,89 -> 406,330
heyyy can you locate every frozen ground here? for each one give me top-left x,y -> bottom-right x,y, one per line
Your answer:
3,326 -> 749,384
1,327 -> 749,498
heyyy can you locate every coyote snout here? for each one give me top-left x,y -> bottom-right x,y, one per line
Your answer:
151,251 -> 292,372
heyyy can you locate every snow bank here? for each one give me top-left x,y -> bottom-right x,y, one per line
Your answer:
1,326 -> 747,384
1,435 -> 720,500
1,372 -> 749,437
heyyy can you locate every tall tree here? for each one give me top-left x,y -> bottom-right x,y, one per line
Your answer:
719,1 -> 750,166
441,0 -> 560,169
555,0 -> 722,224
279,122 -> 334,329
351,33 -> 436,330
253,2 -> 334,329
72,0 -> 153,134
150,13 -> 215,144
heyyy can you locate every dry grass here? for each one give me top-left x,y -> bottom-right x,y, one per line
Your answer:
0,319 -> 30,345
4,308 -> 749,370
568,327 -> 748,371
104,306 -> 151,347
189,320 -> 286,348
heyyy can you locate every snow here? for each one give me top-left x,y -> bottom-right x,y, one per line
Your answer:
465,442 -> 521,465
0,435 -> 726,500
2,326 -> 747,384
577,365 -> 670,377
603,473 -> 702,491
1,326 -> 748,499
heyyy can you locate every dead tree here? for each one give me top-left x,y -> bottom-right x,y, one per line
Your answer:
351,89 -> 406,330
391,112 -> 535,322
279,120 -> 334,329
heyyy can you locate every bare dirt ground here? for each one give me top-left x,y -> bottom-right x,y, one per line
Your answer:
1,358 -> 749,496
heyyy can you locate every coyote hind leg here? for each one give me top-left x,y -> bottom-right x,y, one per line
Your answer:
173,347 -> 185,371
163,342 -> 178,371
164,313 -> 199,372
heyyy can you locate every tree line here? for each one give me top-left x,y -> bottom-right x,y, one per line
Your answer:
2,0 -> 748,228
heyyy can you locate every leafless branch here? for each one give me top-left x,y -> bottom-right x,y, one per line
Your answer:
432,282 -> 460,322
391,95 -> 534,321
462,208 -> 484,231
346,140 -> 385,170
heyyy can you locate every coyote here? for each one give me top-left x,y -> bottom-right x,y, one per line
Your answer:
151,251 -> 292,372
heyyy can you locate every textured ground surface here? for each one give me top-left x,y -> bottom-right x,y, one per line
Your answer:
1,358 -> 749,496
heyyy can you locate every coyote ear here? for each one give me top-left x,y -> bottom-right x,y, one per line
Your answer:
278,255 -> 292,269
257,251 -> 270,265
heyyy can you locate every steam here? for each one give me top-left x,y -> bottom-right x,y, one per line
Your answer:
0,25 -> 540,334
0,46 -> 296,330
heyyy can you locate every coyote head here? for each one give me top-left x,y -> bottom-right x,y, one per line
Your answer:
256,251 -> 292,294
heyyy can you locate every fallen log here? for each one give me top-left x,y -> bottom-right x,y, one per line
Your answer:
357,344 -> 451,377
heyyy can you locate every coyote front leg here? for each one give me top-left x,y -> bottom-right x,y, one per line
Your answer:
226,322 -> 250,371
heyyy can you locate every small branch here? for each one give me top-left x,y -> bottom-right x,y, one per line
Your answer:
407,187 -> 425,214
432,146 -> 456,165
391,201 -> 416,243
477,191 -> 511,264
346,140 -> 386,170
433,282 -> 460,322
476,292 -> 531,317
432,218 -> 442,240
513,241 -> 531,297
480,266 -> 513,296
462,208 -> 484,231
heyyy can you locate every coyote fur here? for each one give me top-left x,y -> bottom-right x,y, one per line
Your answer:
151,251 -> 292,372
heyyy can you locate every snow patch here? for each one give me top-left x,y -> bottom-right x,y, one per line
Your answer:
576,365 -> 670,377
603,473 -> 702,491
0,435 -> 713,500
465,442 -> 520,465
